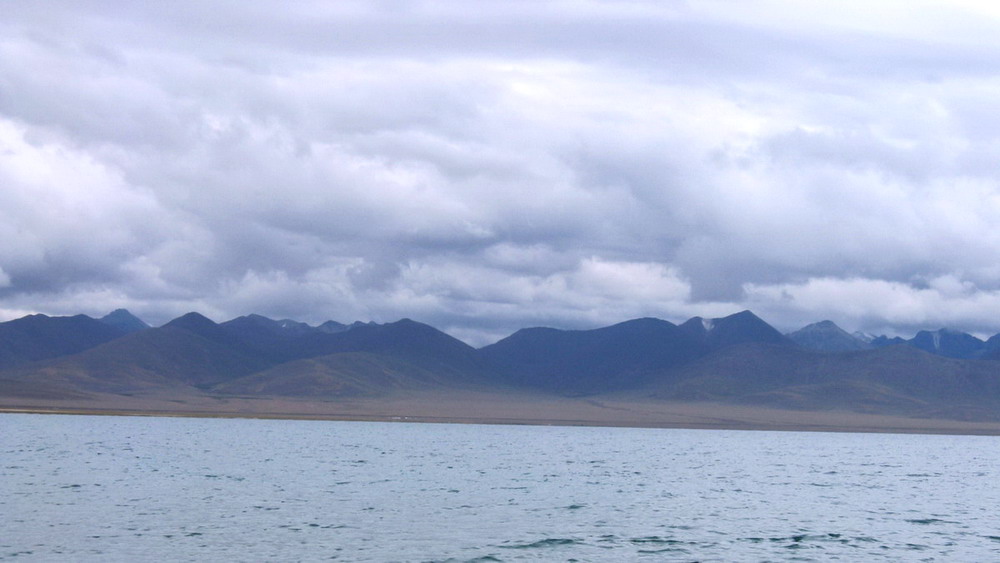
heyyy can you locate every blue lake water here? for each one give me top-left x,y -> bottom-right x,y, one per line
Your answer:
3,413 -> 1000,561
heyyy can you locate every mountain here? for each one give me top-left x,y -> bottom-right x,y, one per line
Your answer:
870,335 -> 907,348
99,309 -> 150,334
287,318 -> 492,381
176,314 -> 481,372
479,311 -> 789,394
852,331 -> 876,344
204,318 -> 495,398
864,328 -> 988,360
216,318 -> 498,397
1,315 -> 491,398
479,317 -> 705,393
6,309 -> 1000,424
163,312 -> 282,362
164,311 -> 222,334
317,320 -> 349,333
0,314 -> 127,370
679,310 -> 790,351
650,343 -> 1000,418
1,322 -> 277,394
787,320 -> 870,352
214,352 -> 478,398
221,314 -> 316,338
982,334 -> 1000,361
908,329 -> 985,359
218,314 -> 320,362
0,377 -> 97,401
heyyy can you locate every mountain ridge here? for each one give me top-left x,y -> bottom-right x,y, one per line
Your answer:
4,309 -> 1000,423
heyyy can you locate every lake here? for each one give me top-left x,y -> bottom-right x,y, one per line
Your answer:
3,413 -> 1000,561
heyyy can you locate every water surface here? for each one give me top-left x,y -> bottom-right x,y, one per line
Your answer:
3,414 -> 999,561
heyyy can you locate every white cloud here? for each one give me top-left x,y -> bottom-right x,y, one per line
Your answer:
3,1 -> 1000,343
745,276 -> 1000,335
0,118 -> 171,287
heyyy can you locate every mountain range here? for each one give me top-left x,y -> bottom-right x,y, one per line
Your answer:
787,320 -> 1000,360
3,308 -> 1000,424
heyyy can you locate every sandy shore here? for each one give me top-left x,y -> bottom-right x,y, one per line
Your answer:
4,390 -> 1000,436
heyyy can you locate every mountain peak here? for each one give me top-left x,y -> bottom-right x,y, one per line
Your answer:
702,310 -> 788,350
164,312 -> 218,332
99,309 -> 149,334
679,316 -> 708,335
0,312 -> 129,370
317,320 -> 348,333
480,314 -> 701,393
226,314 -> 313,333
788,320 -> 869,352
722,310 -> 765,324
223,314 -> 288,330
909,328 -> 984,359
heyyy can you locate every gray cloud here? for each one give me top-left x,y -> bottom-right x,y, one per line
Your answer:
3,1 -> 1000,344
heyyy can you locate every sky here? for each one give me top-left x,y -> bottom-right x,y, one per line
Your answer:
3,1 -> 1000,345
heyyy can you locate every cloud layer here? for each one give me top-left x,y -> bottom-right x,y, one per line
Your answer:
3,1 -> 1000,344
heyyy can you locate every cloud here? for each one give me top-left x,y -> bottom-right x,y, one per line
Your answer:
0,119 -> 173,292
2,1 -> 1000,344
745,275 -> 1000,336
370,256 -> 701,345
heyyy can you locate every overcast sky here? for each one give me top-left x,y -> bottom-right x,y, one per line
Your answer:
3,1 -> 1000,345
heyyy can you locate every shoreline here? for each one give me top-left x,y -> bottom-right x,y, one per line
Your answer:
5,402 -> 1000,437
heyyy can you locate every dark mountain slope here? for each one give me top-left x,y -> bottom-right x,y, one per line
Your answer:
909,329 -> 985,359
479,317 -> 705,393
171,314 -> 483,379
983,334 -> 1000,360
212,319 -> 506,399
787,320 -> 870,352
871,335 -> 907,348
163,311 -> 225,337
0,316 -> 491,397
679,310 -> 791,351
214,352 -> 480,398
1,324 -> 276,394
221,314 -> 316,337
163,312 -> 284,362
0,314 -> 127,370
0,377 -> 97,401
713,310 -> 790,348
317,320 -> 349,333
651,343 -> 1000,418
6,308 -> 1000,423
218,314 -> 320,362
286,319 -> 492,381
99,309 -> 150,334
